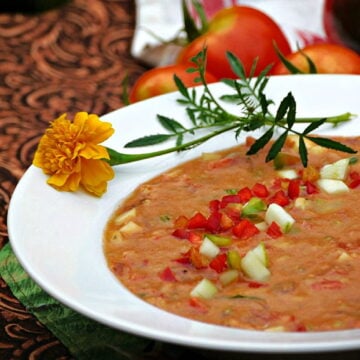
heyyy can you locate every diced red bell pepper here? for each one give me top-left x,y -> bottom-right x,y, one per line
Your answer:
288,179 -> 301,199
232,219 -> 260,239
349,171 -> 360,189
172,228 -> 191,239
247,281 -> 267,288
209,199 -> 220,213
268,190 -> 290,206
206,211 -> 222,233
252,183 -> 269,198
187,212 -> 208,229
159,266 -> 177,282
266,221 -> 282,238
305,181 -> 319,195
189,297 -> 209,313
237,187 -> 253,203
173,256 -> 191,265
220,194 -> 242,208
209,253 -> 228,273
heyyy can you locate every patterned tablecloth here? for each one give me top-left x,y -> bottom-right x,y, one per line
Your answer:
0,1 -> 359,359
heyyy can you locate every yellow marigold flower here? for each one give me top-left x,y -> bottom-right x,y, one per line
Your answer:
33,112 -> 115,197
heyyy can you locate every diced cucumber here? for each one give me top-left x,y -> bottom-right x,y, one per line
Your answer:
320,158 -> 350,180
190,278 -> 218,299
317,179 -> 349,194
252,242 -> 268,266
241,249 -> 271,282
219,269 -> 239,286
205,234 -> 232,246
276,169 -> 298,180
227,249 -> 242,270
242,197 -> 267,217
199,237 -> 220,259
265,203 -> 295,233
255,221 -> 268,231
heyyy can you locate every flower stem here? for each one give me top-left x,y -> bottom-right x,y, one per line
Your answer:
106,123 -> 239,166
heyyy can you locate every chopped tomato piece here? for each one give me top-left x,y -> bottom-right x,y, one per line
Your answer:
232,219 -> 260,239
206,211 -> 222,233
209,253 -> 228,273
174,215 -> 189,228
288,179 -> 301,199
237,187 -> 253,203
187,212 -> 208,229
188,247 -> 209,269
159,266 -> 177,282
220,213 -> 234,230
266,221 -> 283,238
305,181 -> 319,195
188,231 -> 203,245
268,190 -> 290,206
252,183 -> 269,198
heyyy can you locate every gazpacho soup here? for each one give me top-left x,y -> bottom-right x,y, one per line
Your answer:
104,136 -> 360,332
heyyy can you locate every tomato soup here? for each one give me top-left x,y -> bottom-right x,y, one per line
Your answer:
104,136 -> 360,332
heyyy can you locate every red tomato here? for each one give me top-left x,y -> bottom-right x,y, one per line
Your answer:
271,43 -> 360,75
177,6 -> 291,80
129,64 -> 217,103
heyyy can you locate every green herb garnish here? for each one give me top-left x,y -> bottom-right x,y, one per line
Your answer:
110,48 -> 356,168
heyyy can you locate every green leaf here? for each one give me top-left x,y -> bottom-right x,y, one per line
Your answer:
306,136 -> 357,154
303,118 -> 327,134
286,92 -> 296,129
298,45 -> 318,74
176,133 -> 184,147
182,0 -> 202,42
266,131 -> 288,162
174,74 -> 189,98
157,115 -> 186,133
125,134 -> 173,148
273,41 -> 304,74
299,136 -> 308,167
226,51 -> 246,79
246,127 -> 274,155
275,92 -> 292,122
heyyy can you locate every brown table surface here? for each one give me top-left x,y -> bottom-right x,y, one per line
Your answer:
0,1 -> 359,359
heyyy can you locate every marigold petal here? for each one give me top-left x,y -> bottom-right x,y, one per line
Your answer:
47,172 -> 81,192
74,112 -> 114,144
80,159 -> 115,196
79,143 -> 110,160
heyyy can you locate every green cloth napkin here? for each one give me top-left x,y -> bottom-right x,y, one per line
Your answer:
0,243 -> 164,360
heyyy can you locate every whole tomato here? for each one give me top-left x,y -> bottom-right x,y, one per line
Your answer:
176,6 -> 291,80
271,43 -> 360,75
129,64 -> 217,103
